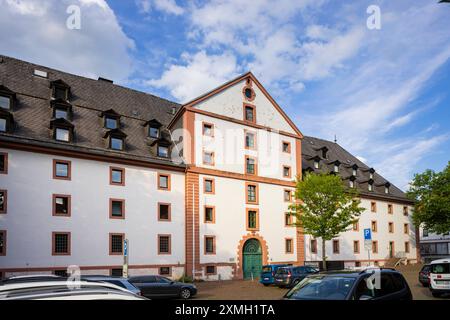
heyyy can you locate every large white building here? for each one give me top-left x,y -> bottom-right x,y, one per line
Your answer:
0,55 -> 418,280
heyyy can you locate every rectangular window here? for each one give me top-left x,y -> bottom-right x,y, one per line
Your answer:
52,232 -> 71,255
371,220 -> 377,232
204,236 -> 215,254
311,239 -> 317,254
204,178 -> 215,194
285,213 -> 293,226
245,156 -> 257,175
246,183 -> 258,204
53,160 -> 71,180
388,204 -> 393,214
405,242 -> 410,253
109,233 -> 124,255
105,117 -> 118,129
403,206 -> 409,216
149,126 -> 159,138
0,190 -> 6,214
282,141 -> 291,153
0,118 -> 6,132
203,151 -> 214,166
158,203 -> 171,221
388,222 -> 394,233
285,238 -> 293,253
54,87 -> 67,100
332,240 -> 339,254
111,268 -> 123,277
158,235 -> 171,254
110,167 -> 125,186
244,105 -> 255,122
353,240 -> 360,254
404,223 -> 409,234
53,194 -> 71,217
110,137 -> 123,150
55,128 -> 70,142
0,230 -> 6,256
204,206 -> 215,223
110,199 -> 125,219
202,122 -> 214,137
245,131 -> 256,149
372,241 -> 378,253
284,189 -> 292,202
283,166 -> 291,178
371,202 -> 377,212
205,266 -> 216,275
246,209 -> 259,230
0,96 -> 11,109
157,145 -> 169,158
158,173 -> 170,190
353,221 -> 359,231
159,267 -> 171,276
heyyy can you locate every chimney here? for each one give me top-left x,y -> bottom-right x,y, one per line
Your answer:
98,77 -> 113,84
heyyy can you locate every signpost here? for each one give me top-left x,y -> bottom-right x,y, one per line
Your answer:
123,239 -> 129,278
363,228 -> 372,265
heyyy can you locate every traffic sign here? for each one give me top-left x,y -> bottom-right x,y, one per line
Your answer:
364,228 -> 372,240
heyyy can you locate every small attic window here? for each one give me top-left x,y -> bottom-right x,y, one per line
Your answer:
145,119 -> 162,139
51,100 -> 72,120
0,85 -> 16,110
149,126 -> 160,138
385,186 -> 390,194
0,118 -> 6,132
333,162 -> 340,173
105,116 -> 118,129
349,180 -> 354,188
314,160 -> 319,169
56,128 -> 70,142
111,137 -> 123,150
368,182 -> 373,192
157,145 -> 169,158
104,128 -> 126,151
322,148 -> 328,159
51,81 -> 70,101
50,119 -> 74,143
0,96 -> 11,110
353,168 -> 357,176
0,110 -> 14,133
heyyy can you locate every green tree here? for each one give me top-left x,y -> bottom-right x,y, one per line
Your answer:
289,173 -> 364,270
407,162 -> 450,234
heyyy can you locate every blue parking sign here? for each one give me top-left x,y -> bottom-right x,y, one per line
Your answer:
364,228 -> 372,240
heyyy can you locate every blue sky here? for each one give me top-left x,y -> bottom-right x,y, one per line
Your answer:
0,0 -> 449,190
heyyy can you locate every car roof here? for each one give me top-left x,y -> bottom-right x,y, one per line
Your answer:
1,287 -> 143,300
312,268 -> 401,277
430,258 -> 450,264
0,280 -> 130,294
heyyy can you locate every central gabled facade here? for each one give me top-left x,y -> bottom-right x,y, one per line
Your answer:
169,73 -> 305,279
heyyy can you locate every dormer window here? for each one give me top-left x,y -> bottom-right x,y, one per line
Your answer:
157,145 -> 169,158
368,168 -> 375,179
101,109 -> 121,130
0,109 -> 14,133
332,161 -> 340,173
368,182 -> 373,192
349,180 -> 354,188
149,126 -> 160,138
51,100 -> 72,120
55,108 -> 68,120
111,137 -> 123,150
104,128 -> 127,151
385,186 -> 389,194
370,172 -> 374,179
0,118 -> 5,132
50,118 -> 74,143
322,148 -> 328,159
0,96 -> 11,110
351,165 -> 358,176
105,116 -> 118,129
50,80 -> 70,101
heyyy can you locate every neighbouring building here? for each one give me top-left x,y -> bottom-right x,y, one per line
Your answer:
419,229 -> 450,263
0,55 -> 418,280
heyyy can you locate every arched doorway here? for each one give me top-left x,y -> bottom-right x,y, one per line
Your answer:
242,239 -> 262,280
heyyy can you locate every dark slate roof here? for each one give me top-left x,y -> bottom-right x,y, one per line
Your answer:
302,136 -> 413,204
0,55 -> 184,169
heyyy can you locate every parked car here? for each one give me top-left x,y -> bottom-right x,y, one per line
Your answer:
0,280 -> 146,300
260,264 -> 291,286
284,268 -> 412,300
274,266 -> 318,288
0,275 -> 66,285
429,258 -> 450,298
81,275 -> 141,295
418,264 -> 431,287
129,275 -> 197,299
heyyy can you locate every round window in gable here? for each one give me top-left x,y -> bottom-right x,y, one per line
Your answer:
243,87 -> 255,101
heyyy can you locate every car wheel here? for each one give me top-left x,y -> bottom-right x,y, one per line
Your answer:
431,290 -> 441,298
180,288 -> 191,299
421,282 -> 428,287
263,284 -> 270,287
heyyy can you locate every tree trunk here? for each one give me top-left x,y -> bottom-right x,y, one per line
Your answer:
322,239 -> 327,271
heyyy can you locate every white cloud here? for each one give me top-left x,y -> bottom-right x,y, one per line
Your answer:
147,51 -> 239,102
0,0 -> 135,82
136,0 -> 184,15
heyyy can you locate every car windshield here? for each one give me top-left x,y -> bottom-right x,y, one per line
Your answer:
262,267 -> 272,273
277,268 -> 290,275
285,276 -> 356,300
431,263 -> 450,274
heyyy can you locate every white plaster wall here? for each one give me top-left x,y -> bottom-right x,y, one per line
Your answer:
0,148 -> 185,270
198,175 -> 297,265
304,199 -> 417,263
194,79 -> 297,135
194,113 -> 298,180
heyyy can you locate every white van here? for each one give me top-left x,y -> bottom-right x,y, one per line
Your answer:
429,258 -> 450,297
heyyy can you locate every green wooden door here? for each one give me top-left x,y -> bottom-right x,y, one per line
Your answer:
243,239 -> 262,280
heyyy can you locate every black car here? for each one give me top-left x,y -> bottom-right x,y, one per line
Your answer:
418,264 -> 431,287
274,266 -> 318,288
284,268 -> 412,300
129,275 -> 197,299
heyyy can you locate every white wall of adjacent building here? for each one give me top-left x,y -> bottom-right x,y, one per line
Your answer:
0,148 -> 185,278
304,199 -> 417,266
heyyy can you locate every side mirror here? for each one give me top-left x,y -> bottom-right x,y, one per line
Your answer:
170,281 -> 175,285
359,295 -> 373,300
